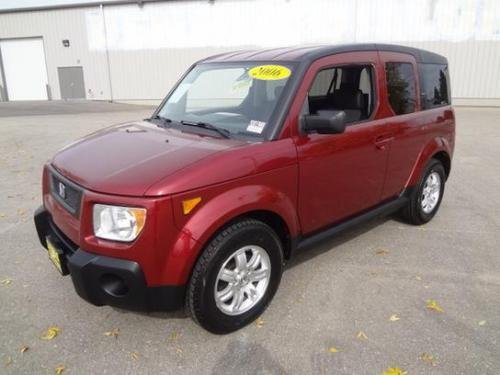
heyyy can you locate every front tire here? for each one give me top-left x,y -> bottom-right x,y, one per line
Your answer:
186,219 -> 283,334
401,158 -> 446,225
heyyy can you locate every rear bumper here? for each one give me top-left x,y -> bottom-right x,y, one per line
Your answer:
34,206 -> 185,311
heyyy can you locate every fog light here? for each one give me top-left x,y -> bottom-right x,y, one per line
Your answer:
100,274 -> 129,297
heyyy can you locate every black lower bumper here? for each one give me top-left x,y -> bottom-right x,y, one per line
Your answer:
34,206 -> 185,311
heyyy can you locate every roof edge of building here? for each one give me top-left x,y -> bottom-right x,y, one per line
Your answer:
0,0 -> 168,14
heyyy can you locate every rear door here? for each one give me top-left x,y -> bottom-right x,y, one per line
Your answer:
377,52 -> 423,199
289,52 -> 392,234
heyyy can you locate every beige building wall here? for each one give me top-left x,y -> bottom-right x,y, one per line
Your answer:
1,0 -> 499,105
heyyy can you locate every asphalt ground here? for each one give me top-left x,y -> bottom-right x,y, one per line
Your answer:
0,102 -> 499,374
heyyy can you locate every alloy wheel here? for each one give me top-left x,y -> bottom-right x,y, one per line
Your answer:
214,245 -> 271,316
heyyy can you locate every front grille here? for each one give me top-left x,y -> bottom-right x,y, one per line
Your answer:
49,167 -> 83,217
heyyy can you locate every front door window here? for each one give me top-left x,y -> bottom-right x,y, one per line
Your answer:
306,65 -> 376,124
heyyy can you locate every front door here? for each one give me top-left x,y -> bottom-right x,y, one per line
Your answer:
292,52 -> 392,234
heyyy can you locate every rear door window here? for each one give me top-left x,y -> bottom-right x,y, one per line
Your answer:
419,64 -> 450,109
385,62 -> 417,115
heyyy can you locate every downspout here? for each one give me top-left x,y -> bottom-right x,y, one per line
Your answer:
100,3 -> 114,102
0,45 -> 9,101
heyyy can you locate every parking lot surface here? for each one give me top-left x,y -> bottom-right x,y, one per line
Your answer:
0,102 -> 499,374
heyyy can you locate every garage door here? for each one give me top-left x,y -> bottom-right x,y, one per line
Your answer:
0,38 -> 48,101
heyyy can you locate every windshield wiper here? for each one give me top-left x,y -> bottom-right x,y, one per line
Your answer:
148,114 -> 173,127
180,120 -> 231,139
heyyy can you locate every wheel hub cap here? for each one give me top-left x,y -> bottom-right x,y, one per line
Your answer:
214,245 -> 271,316
421,171 -> 441,214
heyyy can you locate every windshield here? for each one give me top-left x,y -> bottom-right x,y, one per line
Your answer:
157,62 -> 294,139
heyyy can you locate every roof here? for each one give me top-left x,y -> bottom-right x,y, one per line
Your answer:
201,43 -> 448,65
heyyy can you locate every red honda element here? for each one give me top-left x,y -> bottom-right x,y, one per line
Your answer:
34,44 -> 455,333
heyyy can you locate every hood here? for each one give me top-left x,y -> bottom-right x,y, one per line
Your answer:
51,121 -> 246,196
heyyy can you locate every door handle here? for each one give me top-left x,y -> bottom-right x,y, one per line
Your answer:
374,134 -> 394,150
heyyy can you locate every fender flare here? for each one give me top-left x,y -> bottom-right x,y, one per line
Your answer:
406,136 -> 452,187
165,185 -> 299,285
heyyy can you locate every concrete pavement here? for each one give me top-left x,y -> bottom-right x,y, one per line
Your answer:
0,102 -> 499,374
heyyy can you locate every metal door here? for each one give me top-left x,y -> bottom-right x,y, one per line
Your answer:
58,66 -> 86,99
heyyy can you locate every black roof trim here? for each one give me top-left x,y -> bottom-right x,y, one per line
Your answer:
201,43 -> 448,65
307,43 -> 448,64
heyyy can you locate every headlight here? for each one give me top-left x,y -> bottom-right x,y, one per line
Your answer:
93,204 -> 146,242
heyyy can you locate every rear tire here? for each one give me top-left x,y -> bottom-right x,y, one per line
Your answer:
186,219 -> 283,334
401,158 -> 446,225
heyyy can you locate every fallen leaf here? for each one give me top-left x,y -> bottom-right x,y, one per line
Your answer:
415,276 -> 422,281
1,278 -> 12,286
130,351 -> 139,361
356,331 -> 368,340
4,356 -> 13,367
175,347 -> 183,354
20,346 -> 29,353
420,352 -> 436,365
381,367 -> 407,375
169,332 -> 181,341
478,320 -> 486,326
41,326 -> 60,340
376,249 -> 389,255
328,347 -> 338,353
426,299 -> 444,313
0,213 -> 5,218
104,328 -> 120,338
255,317 -> 265,328
389,314 -> 400,322
54,365 -> 65,374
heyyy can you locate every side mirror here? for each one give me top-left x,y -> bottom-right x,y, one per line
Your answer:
301,110 -> 346,135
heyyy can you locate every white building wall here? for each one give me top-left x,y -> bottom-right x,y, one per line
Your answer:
1,0 -> 499,105
0,7 -> 111,100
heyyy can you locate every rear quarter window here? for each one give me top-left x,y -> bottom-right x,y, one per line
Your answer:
419,63 -> 450,109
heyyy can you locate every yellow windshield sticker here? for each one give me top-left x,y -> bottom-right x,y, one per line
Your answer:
248,65 -> 291,80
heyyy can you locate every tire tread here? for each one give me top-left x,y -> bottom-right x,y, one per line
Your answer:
401,158 -> 445,225
186,218 -> 279,329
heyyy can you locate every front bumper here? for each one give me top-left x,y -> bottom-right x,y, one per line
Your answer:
34,206 -> 185,311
